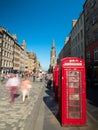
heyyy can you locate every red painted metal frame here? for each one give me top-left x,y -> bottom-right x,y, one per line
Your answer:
59,57 -> 86,126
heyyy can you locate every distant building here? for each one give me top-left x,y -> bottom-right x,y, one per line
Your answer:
27,51 -> 36,73
49,40 -> 56,73
57,37 -> 71,65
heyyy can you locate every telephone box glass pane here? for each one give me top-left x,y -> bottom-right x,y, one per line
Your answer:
66,70 -> 82,119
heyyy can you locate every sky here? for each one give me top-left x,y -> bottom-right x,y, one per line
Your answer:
0,0 -> 86,70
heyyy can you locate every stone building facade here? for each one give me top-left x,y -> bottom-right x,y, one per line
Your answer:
0,26 -> 41,75
57,0 -> 98,85
83,0 -> 98,67
0,27 -> 14,73
70,12 -> 85,60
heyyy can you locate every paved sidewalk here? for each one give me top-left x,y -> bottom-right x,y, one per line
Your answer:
87,100 -> 98,123
86,86 -> 98,123
0,80 -> 44,130
34,87 -> 98,130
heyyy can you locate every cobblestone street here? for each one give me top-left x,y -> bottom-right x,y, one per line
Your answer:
1,79 -> 98,130
0,79 -> 44,130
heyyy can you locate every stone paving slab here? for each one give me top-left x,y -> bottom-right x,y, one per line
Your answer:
0,80 -> 44,130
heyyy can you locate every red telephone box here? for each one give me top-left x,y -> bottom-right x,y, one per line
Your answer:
53,67 -> 56,93
59,57 -> 86,126
53,68 -> 55,92
53,65 -> 59,101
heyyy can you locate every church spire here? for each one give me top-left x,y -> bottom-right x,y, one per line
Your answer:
49,39 -> 57,73
52,39 -> 55,48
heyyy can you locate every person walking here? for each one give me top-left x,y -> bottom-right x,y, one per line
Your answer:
6,73 -> 20,103
20,77 -> 32,103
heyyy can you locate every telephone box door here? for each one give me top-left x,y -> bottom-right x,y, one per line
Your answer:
60,57 -> 86,126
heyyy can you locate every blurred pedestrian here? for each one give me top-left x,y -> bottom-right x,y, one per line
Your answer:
33,74 -> 36,82
6,73 -> 20,103
20,77 -> 32,103
47,78 -> 52,89
46,74 -> 53,89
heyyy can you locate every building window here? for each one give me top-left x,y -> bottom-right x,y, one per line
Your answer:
91,0 -> 96,7
6,36 -> 8,40
8,52 -> 10,57
6,42 -> 8,48
87,52 -> 90,62
81,42 -> 83,52
5,51 -> 7,57
94,48 -> 98,61
7,61 -> 9,67
77,45 -> 80,55
92,13 -> 97,25
3,34 -> 6,38
86,21 -> 90,31
94,30 -> 98,41
3,42 -> 5,47
2,60 -> 4,66
2,50 -> 4,56
80,29 -> 83,39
